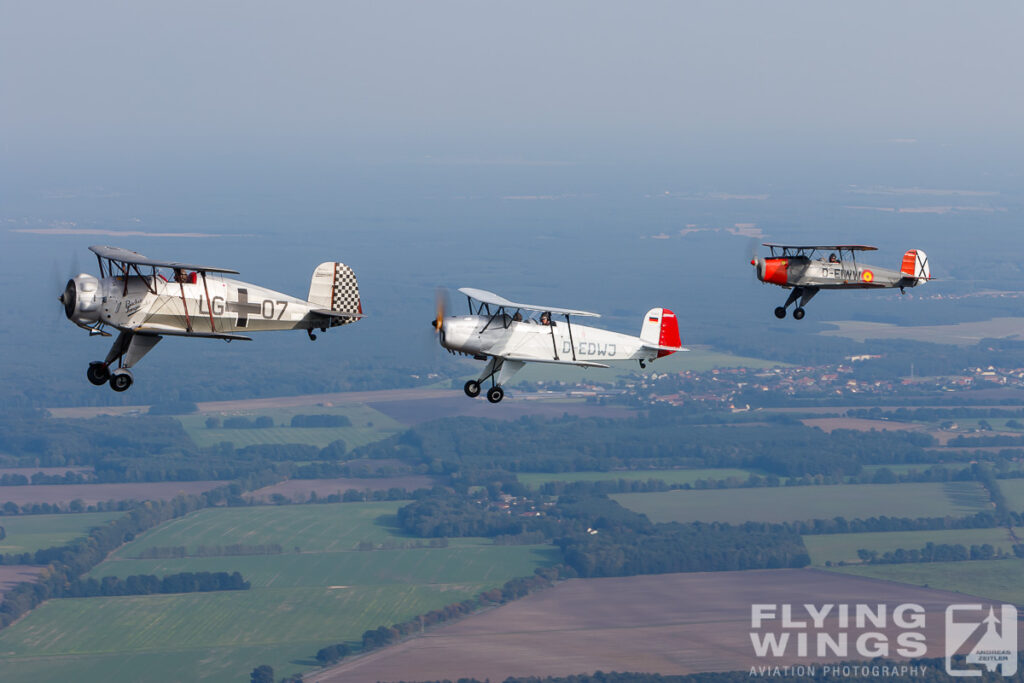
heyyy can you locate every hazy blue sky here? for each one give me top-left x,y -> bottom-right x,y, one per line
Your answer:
3,1 -> 1023,169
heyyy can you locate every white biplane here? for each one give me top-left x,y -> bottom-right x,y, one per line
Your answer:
432,288 -> 685,403
59,246 -> 363,391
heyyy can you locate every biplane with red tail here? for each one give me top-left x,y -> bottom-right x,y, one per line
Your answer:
751,244 -> 930,319
59,246 -> 363,391
431,288 -> 685,403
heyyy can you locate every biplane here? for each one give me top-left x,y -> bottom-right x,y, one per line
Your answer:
751,244 -> 930,319
59,246 -> 362,391
432,288 -> 684,403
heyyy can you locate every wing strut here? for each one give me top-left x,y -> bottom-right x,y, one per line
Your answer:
176,270 -> 193,333
549,320 -> 560,360
200,271 -> 216,333
564,314 -> 576,361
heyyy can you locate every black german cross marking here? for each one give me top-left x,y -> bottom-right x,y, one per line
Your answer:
227,289 -> 262,328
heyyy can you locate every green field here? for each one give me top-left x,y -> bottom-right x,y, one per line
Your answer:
516,468 -> 764,488
612,482 -> 990,525
803,527 -> 1016,566
0,502 -> 559,682
106,501 -> 435,557
829,559 -> 1024,605
0,512 -> 123,555
999,478 -> 1024,512
179,403 -> 404,449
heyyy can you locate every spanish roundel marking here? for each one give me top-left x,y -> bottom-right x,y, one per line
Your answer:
862,269 -> 874,283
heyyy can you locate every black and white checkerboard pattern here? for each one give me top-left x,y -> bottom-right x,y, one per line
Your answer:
329,263 -> 361,327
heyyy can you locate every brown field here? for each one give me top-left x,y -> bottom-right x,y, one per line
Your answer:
0,481 -> 222,505
0,566 -> 44,596
308,569 -> 1018,682
802,417 -> 925,433
247,475 -> 441,501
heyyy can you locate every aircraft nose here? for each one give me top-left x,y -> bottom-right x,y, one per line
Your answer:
61,279 -> 77,319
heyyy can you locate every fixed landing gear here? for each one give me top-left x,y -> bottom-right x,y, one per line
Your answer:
464,380 -> 481,398
87,361 -> 110,386
775,288 -> 817,320
307,329 -> 317,341
486,386 -> 504,403
109,369 -> 134,392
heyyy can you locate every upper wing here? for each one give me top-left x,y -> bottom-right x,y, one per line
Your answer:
458,288 -> 600,317
89,246 -> 241,274
762,243 -> 877,251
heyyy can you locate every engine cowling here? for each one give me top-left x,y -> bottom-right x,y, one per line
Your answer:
60,274 -> 102,325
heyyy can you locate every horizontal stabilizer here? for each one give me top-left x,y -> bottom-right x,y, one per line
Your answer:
502,355 -> 610,368
132,326 -> 252,341
311,309 -> 365,319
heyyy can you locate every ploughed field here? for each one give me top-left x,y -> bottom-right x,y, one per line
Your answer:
307,569 -> 1017,683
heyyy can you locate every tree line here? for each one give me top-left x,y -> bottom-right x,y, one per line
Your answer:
64,571 -> 249,597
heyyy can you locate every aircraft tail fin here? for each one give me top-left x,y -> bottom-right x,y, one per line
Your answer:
308,262 -> 362,323
640,308 -> 682,358
900,249 -> 930,282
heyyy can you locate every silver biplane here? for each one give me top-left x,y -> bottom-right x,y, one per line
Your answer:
751,244 -> 930,319
59,246 -> 363,391
432,288 -> 684,403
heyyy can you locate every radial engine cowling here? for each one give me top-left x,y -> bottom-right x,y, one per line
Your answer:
60,274 -> 102,325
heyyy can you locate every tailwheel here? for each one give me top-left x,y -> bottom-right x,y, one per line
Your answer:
464,380 -> 481,398
486,386 -> 504,404
109,369 -> 134,392
792,307 -> 806,320
87,362 -> 110,386
774,307 -> 786,319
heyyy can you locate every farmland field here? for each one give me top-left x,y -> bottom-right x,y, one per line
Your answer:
999,478 -> 1024,511
0,502 -> 559,682
829,559 -> 1024,604
0,481 -> 223,506
108,502 -> 414,557
612,482 -> 990,524
0,512 -> 123,554
306,569 -> 1006,682
179,402 -> 404,448
803,527 -> 1016,566
516,468 -> 763,488
247,475 -> 441,502
820,317 -> 1024,345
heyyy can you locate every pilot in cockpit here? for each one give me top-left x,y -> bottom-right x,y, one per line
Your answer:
829,253 -> 839,263
513,311 -> 523,322
540,312 -> 551,325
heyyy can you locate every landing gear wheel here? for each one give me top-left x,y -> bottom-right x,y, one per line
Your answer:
109,370 -> 133,392
87,362 -> 110,386
774,307 -> 786,319
486,386 -> 504,404
464,380 -> 481,398
792,307 -> 806,320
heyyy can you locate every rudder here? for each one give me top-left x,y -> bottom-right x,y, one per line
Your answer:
640,308 -> 681,358
900,249 -> 930,282
308,262 -> 362,324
